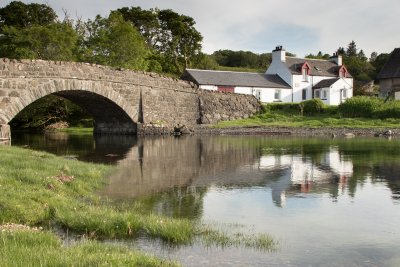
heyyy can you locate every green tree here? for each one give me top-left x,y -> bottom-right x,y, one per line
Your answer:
211,50 -> 272,70
117,7 -> 203,75
346,40 -> 357,57
156,9 -> 203,73
192,53 -> 218,70
80,12 -> 149,70
0,22 -> 78,60
305,51 -> 330,60
370,52 -> 390,78
117,7 -> 160,49
0,1 -> 57,29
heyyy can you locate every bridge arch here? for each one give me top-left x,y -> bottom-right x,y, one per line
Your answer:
1,78 -> 140,134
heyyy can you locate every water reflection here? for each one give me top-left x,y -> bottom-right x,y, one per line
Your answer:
11,133 -> 400,266
11,131 -> 137,163
256,147 -> 353,207
98,136 -> 400,207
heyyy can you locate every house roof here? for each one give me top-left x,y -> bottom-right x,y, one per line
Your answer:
377,48 -> 400,79
313,78 -> 340,89
285,57 -> 352,78
183,69 -> 291,89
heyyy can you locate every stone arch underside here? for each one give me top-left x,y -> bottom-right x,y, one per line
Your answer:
54,90 -> 137,134
1,78 -> 140,135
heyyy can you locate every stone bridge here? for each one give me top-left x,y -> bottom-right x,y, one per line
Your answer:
0,58 -> 261,141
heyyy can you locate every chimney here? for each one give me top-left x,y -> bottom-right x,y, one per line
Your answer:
330,52 -> 342,66
272,45 -> 286,63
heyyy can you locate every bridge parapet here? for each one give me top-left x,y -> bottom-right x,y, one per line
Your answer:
0,58 -> 261,141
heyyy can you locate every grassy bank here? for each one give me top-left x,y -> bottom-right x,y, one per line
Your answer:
57,127 -> 94,134
0,145 -> 276,265
216,102 -> 400,129
0,230 -> 176,266
216,111 -> 400,128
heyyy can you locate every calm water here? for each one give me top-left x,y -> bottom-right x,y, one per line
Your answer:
12,132 -> 400,267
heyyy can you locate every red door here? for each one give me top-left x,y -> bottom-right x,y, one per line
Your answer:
217,86 -> 234,93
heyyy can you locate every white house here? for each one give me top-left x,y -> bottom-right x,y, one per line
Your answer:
183,46 -> 353,105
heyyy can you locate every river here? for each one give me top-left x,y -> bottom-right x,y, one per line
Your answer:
12,132 -> 400,267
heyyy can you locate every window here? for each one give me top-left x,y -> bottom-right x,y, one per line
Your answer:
274,89 -> 281,101
342,89 -> 347,98
302,89 -> 307,100
302,68 -> 308,82
314,90 -> 320,98
322,90 -> 327,99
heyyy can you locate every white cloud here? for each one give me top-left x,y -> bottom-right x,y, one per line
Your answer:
2,0 -> 400,56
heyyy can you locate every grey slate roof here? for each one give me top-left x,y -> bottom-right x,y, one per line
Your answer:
313,78 -> 340,89
183,69 -> 291,89
285,57 -> 352,78
377,48 -> 400,79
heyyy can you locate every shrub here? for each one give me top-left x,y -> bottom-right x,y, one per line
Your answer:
338,96 -> 382,118
300,99 -> 325,115
323,105 -> 339,115
268,103 -> 301,114
374,100 -> 400,119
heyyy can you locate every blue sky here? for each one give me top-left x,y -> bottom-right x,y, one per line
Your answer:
2,0 -> 400,57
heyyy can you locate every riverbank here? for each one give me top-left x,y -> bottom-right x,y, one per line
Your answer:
196,125 -> 400,137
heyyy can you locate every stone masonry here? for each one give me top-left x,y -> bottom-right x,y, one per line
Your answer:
0,58 -> 261,139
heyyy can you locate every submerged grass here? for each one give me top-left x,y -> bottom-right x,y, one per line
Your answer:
198,228 -> 278,251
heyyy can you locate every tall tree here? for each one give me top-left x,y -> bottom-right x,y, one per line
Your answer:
80,12 -> 149,70
346,40 -> 357,57
0,1 -> 57,29
117,7 -> 160,49
117,7 -> 203,74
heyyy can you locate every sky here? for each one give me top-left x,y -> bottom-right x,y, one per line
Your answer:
2,0 -> 400,57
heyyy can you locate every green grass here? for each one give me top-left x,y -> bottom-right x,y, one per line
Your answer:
0,146 -> 277,264
0,230 -> 177,267
216,109 -> 400,129
199,228 -> 277,251
0,146 -> 193,243
56,127 -> 94,134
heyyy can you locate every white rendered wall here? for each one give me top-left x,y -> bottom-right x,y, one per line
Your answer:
322,78 -> 353,105
234,87 -> 291,103
199,85 -> 218,91
266,61 -> 292,86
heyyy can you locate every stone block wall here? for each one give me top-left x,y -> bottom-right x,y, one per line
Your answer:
198,90 -> 262,124
0,58 -> 262,137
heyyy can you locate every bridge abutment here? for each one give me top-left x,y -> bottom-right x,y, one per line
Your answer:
94,122 -> 137,135
0,124 -> 11,145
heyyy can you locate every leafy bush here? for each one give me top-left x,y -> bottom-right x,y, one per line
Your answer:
374,100 -> 400,119
268,103 -> 301,114
323,105 -> 339,115
338,96 -> 382,118
300,99 -> 325,115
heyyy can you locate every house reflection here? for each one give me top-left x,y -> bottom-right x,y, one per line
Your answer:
255,147 -> 353,207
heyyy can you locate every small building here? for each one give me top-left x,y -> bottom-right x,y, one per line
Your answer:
182,69 -> 291,103
183,46 -> 354,105
377,48 -> 400,100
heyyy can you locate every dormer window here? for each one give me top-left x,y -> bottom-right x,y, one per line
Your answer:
339,66 -> 348,78
301,62 -> 311,82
